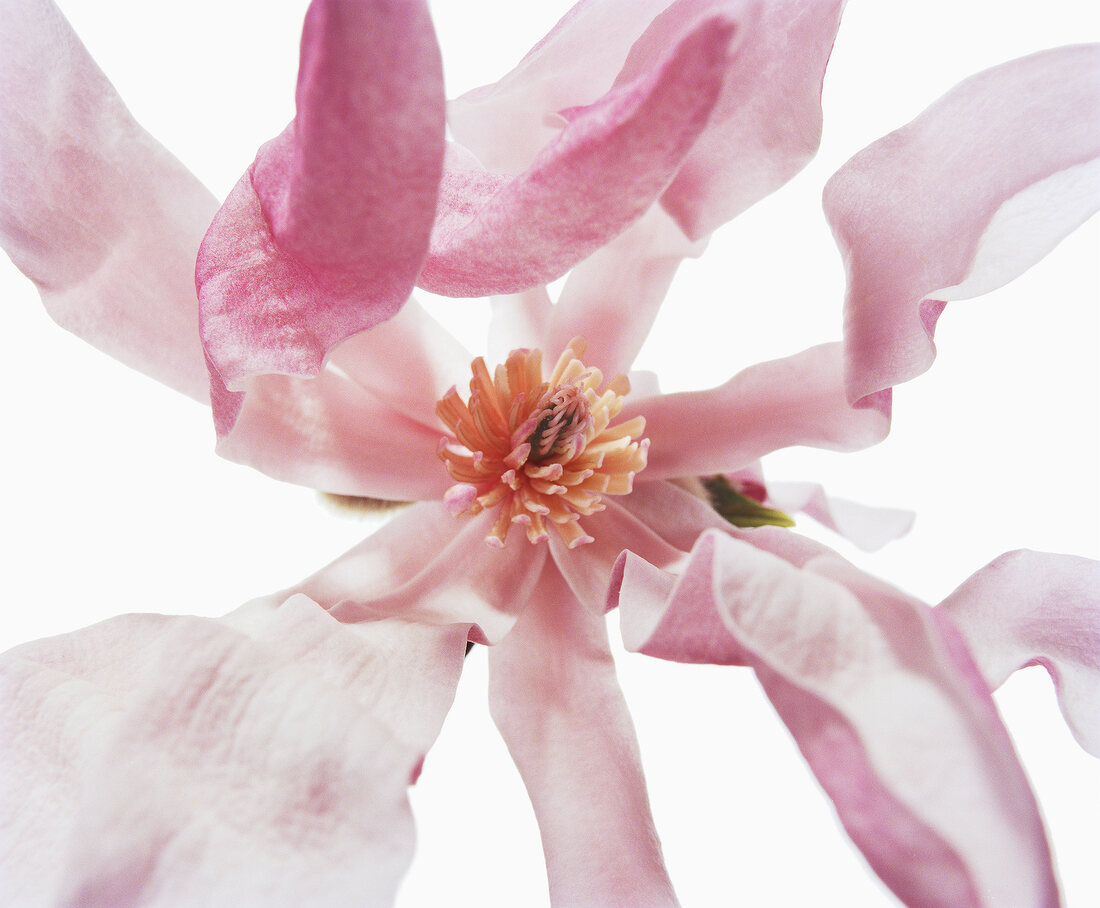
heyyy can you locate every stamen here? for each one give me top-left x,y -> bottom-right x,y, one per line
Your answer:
436,337 -> 647,548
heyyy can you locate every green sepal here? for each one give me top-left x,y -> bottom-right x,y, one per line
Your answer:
701,475 -> 795,529
318,492 -> 411,518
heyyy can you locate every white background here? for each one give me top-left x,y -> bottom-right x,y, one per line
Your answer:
2,1 -> 1097,905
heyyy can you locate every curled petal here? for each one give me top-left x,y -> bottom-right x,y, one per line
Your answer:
450,0 -> 838,240
0,0 -> 217,401
628,343 -> 890,480
940,550 -> 1100,756
612,531 -> 1059,908
418,12 -> 743,297
197,0 -> 445,396
447,0 -> 675,174
637,0 -> 845,237
0,596 -> 467,907
824,45 -> 1100,405
271,502 -> 548,644
764,480 -> 914,552
489,565 -> 678,907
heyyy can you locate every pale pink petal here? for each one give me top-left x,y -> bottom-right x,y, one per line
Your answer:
489,564 -> 678,907
629,344 -> 891,480
197,0 -> 445,391
543,206 -> 706,378
612,531 -> 1059,907
486,286 -> 553,363
625,0 -> 844,238
940,550 -> 1100,756
625,478 -> 832,568
0,596 -> 467,907
418,12 -> 743,297
451,0 -> 834,244
0,0 -> 217,401
550,480 -> 824,618
215,365 -> 451,501
327,299 -> 471,431
270,503 -> 548,644
549,498 -> 686,613
628,477 -> 742,548
765,480 -> 914,551
447,0 -> 677,174
824,45 -> 1100,405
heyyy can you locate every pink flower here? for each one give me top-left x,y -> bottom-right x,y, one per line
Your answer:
1,2 -> 1097,907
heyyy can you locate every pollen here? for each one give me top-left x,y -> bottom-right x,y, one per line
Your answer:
436,337 -> 648,549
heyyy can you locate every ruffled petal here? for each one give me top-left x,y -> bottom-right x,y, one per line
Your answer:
418,11 -> 743,297
214,364 -> 451,501
270,503 -> 548,645
197,0 -> 445,395
612,532 -> 1059,907
940,550 -> 1100,757
824,45 -> 1100,405
447,0 -> 675,174
543,206 -> 706,378
629,344 -> 891,480
764,480 -> 914,552
488,564 -> 678,907
449,0 -> 841,240
0,0 -> 217,401
643,0 -> 845,238
0,596 -> 467,907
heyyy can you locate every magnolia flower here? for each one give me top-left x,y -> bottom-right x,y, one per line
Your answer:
2,1 -> 1098,907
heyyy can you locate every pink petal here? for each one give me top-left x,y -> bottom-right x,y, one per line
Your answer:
0,596 -> 467,907
486,286 -> 554,363
447,0 -> 676,175
764,480 -> 914,552
551,479 -> 824,619
623,478 -> 831,570
629,343 -> 891,480
632,0 -> 845,238
488,565 -> 678,906
543,206 -> 706,378
612,532 -> 1059,907
270,502 -> 548,645
940,550 -> 1100,757
197,0 -> 445,391
214,364 -> 451,501
326,299 -> 471,430
824,45 -> 1100,405
418,12 -> 743,297
0,0 -> 217,402
549,498 -> 687,613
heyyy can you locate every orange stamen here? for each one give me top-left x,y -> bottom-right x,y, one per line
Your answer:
435,338 -> 648,548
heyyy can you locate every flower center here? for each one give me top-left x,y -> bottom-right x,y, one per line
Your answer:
436,337 -> 648,549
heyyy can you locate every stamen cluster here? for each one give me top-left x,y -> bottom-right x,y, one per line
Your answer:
436,338 -> 648,548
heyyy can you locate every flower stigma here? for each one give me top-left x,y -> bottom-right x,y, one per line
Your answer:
436,337 -> 649,549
